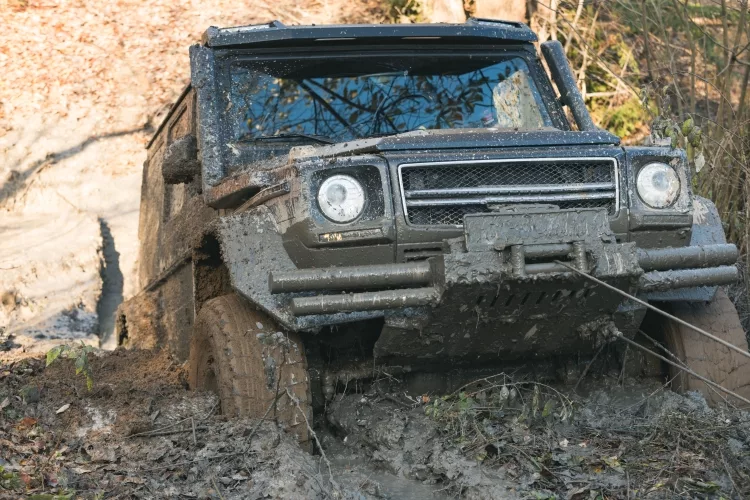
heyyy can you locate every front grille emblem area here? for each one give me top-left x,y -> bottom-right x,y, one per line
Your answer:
398,157 -> 619,226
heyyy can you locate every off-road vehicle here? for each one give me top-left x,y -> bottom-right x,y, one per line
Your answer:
118,18 -> 750,444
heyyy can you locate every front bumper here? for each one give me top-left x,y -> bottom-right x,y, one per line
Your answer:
269,243 -> 738,316
217,203 -> 737,342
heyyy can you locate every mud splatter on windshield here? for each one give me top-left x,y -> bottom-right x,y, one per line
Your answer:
227,54 -> 554,145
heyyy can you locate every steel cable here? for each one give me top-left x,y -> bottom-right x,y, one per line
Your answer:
613,329 -> 750,407
554,260 -> 750,361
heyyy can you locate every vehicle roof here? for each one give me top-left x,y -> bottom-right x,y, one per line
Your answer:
201,18 -> 537,49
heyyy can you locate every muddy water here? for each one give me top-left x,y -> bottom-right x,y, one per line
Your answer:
330,456 -> 450,500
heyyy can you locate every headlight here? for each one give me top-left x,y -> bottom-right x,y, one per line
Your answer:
636,162 -> 681,208
317,175 -> 366,223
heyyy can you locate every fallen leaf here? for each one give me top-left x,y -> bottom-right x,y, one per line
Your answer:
16,417 -> 38,430
0,397 -> 9,410
602,455 -> 624,473
56,403 -> 71,414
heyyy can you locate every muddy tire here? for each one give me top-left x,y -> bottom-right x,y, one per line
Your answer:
188,294 -> 311,446
663,289 -> 750,406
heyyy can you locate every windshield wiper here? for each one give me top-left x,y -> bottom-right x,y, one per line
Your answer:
240,133 -> 335,145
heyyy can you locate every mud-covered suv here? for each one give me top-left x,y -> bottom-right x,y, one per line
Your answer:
118,18 -> 750,444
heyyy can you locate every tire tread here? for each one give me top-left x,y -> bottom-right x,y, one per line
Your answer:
664,289 -> 750,406
188,295 -> 311,445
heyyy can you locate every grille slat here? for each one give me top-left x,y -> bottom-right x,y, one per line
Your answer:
405,181 -> 615,198
399,158 -> 618,226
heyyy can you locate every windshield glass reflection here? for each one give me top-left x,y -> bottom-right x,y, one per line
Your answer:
228,55 -> 554,144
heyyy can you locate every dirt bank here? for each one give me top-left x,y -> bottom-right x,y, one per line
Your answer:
0,0 -> 386,352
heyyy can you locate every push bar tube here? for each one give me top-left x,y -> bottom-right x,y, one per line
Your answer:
638,266 -> 738,292
291,288 -> 438,316
636,244 -> 737,271
270,261 -> 432,293
541,40 -> 597,132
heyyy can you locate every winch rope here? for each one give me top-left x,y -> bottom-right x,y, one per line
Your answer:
554,260 -> 750,362
636,328 -> 735,405
613,328 -> 750,407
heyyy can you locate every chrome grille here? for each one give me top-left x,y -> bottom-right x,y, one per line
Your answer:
399,158 -> 618,226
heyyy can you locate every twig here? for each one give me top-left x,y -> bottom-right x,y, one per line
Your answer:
375,385 -> 411,408
626,470 -> 631,499
132,426 -> 208,438
128,417 -> 193,438
574,343 -> 605,393
720,451 -> 740,496
139,450 -> 259,472
55,190 -> 84,213
245,393 -> 283,444
618,344 -> 629,386
508,443 -> 562,484
211,477 -> 226,500
191,418 -> 197,446
285,387 -> 341,494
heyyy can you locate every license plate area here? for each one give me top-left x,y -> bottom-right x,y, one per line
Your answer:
463,208 -> 612,252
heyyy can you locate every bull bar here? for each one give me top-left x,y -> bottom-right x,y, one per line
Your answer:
269,243 -> 739,316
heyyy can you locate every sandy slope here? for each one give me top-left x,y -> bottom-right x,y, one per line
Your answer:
0,0 -> 385,350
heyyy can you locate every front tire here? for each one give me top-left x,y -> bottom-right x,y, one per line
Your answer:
188,294 -> 311,445
663,289 -> 750,407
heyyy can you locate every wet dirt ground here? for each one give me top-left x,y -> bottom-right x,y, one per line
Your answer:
2,348 -> 750,499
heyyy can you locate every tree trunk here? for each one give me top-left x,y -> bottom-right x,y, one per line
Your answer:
423,0 -> 466,23
473,0 -> 527,22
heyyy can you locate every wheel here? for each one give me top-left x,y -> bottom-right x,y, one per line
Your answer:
188,294 -> 311,446
662,289 -> 750,407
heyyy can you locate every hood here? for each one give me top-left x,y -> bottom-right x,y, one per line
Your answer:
306,128 -> 621,158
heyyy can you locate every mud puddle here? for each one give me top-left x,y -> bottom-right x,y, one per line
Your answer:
322,430 -> 451,499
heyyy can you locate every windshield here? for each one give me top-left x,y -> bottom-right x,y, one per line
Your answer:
228,54 -> 555,144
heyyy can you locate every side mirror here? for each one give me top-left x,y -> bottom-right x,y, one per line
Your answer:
162,134 -> 200,184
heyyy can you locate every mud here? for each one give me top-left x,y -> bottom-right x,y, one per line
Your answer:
327,394 -> 518,499
326,377 -> 750,499
96,218 -> 125,349
3,347 -> 750,498
0,350 -> 337,499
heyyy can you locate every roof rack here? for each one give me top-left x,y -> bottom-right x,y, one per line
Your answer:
201,18 -> 536,48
